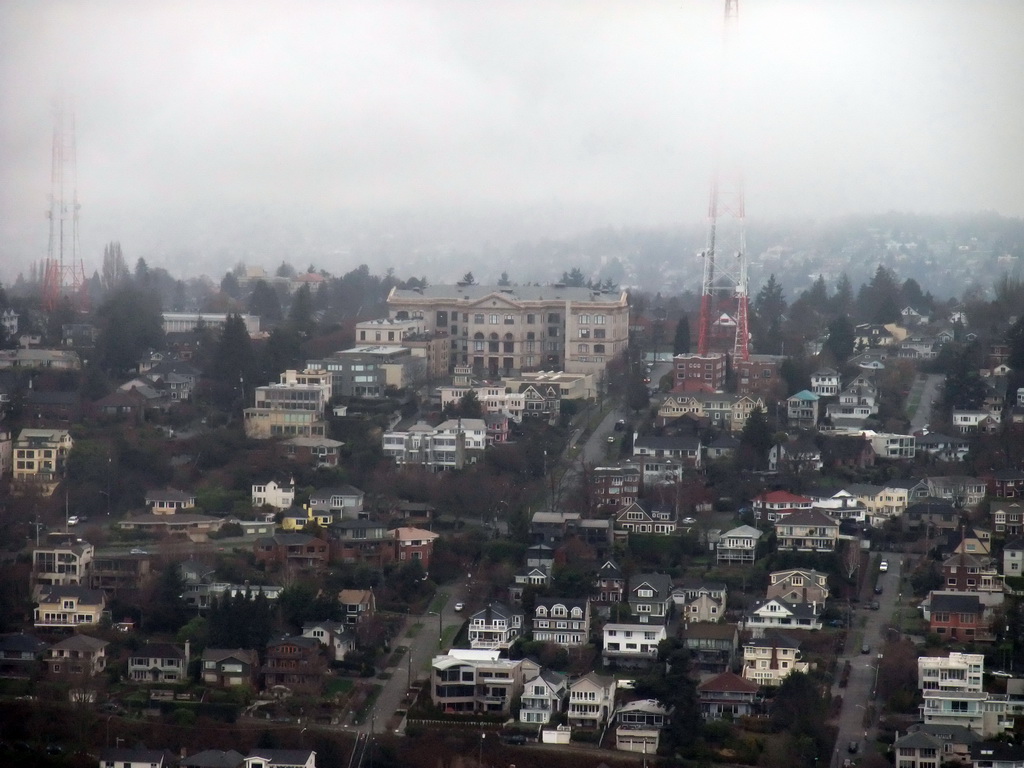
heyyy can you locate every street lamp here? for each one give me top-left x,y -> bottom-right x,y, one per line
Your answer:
478,732 -> 486,768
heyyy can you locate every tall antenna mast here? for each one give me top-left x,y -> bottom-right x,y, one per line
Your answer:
696,0 -> 749,361
41,97 -> 88,313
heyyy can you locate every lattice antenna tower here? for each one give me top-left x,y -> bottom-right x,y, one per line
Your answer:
41,99 -> 88,312
696,0 -> 749,361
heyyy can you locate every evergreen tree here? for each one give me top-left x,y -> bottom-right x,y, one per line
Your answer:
672,315 -> 691,355
461,271 -> 476,285
220,271 -> 241,299
833,273 -> 854,318
288,284 -> 315,336
560,267 -> 586,287
823,315 -> 855,364
95,285 -> 165,375
248,280 -> 282,324
737,405 -> 773,470
208,314 -> 257,408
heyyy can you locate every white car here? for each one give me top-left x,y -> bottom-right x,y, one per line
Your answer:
681,517 -> 697,525
879,560 -> 889,573
67,516 -> 80,526
454,602 -> 465,612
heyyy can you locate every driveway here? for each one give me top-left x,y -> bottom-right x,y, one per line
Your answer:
830,553 -> 904,767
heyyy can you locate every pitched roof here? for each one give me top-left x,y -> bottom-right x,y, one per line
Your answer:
930,593 -> 983,613
698,670 -> 760,694
132,642 -> 185,660
775,508 -> 839,527
49,634 -> 108,652
745,632 -> 801,650
756,490 -> 812,504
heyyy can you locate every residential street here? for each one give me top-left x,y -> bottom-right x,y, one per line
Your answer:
362,575 -> 469,735
909,373 -> 943,432
830,553 -> 904,767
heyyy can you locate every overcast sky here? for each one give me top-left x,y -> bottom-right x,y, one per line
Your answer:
1,0 -> 1022,278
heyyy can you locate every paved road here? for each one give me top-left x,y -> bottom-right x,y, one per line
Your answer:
831,553 -> 904,767
363,576 -> 469,735
909,373 -> 943,432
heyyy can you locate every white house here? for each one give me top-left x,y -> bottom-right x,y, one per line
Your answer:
519,669 -> 568,725
602,623 -> 666,667
252,478 -> 295,510
742,634 -> 807,687
810,368 -> 840,397
468,602 -> 524,650
567,672 -> 616,729
743,598 -> 823,636
716,525 -> 762,564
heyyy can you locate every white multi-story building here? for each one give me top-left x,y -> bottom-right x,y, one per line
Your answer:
519,669 -> 568,725
431,649 -> 540,715
161,312 -> 260,335
601,623 -> 666,667
567,672 -> 617,729
382,418 -> 487,471
386,284 -> 630,377
810,368 -> 840,396
918,653 -> 1002,736
741,634 -> 807,687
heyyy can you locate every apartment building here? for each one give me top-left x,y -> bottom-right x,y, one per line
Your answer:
917,653 -> 1007,736
243,369 -> 330,439
382,418 -> 487,471
386,283 -> 630,377
162,312 -> 260,335
673,352 -> 727,393
592,465 -> 642,510
13,428 -> 73,495
308,345 -> 425,398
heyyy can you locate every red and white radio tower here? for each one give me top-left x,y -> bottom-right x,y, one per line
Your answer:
41,101 -> 89,313
696,0 -> 749,361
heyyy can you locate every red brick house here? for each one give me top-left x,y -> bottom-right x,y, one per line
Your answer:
253,534 -> 329,569
261,636 -> 326,695
925,593 -> 987,642
391,527 -> 439,569
985,469 -> 1024,499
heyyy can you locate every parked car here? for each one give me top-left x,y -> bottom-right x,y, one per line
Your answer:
130,548 -> 149,555
848,742 -> 859,754
681,517 -> 697,525
67,516 -> 80,526
861,643 -> 870,654
454,602 -> 464,612
874,585 -> 883,594
879,560 -> 889,572
607,435 -> 616,443
870,600 -> 880,610
614,419 -> 626,431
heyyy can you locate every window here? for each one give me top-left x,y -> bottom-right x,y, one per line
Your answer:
474,314 -> 485,324
594,344 -> 605,354
489,314 -> 499,324
526,313 -> 536,324
504,314 -> 514,325
595,314 -> 606,324
578,344 -> 589,353
594,328 -> 606,339
579,328 -> 590,338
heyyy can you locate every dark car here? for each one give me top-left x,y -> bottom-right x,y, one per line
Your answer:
874,585 -> 883,595
848,741 -> 859,754
861,643 -> 870,654
870,600 -> 880,610
502,735 -> 527,746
